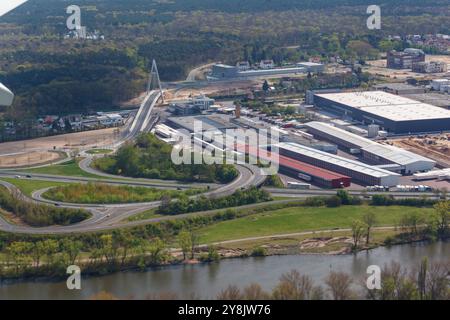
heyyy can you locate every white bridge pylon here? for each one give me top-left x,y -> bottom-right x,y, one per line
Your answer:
147,59 -> 164,103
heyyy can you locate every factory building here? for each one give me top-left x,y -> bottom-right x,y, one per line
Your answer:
296,62 -> 325,73
412,61 -> 447,74
209,63 -> 306,80
303,121 -> 436,174
245,146 -> 351,188
277,156 -> 351,188
277,142 -> 401,186
313,91 -> 450,134
387,48 -> 425,69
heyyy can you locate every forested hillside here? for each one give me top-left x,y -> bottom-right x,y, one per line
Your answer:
0,0 -> 449,125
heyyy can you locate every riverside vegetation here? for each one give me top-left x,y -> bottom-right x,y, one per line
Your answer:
0,189 -> 448,282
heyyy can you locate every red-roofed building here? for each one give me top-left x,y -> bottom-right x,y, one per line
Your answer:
241,145 -> 351,188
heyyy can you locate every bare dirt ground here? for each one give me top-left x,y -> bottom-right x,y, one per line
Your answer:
390,135 -> 450,168
166,80 -> 259,101
365,55 -> 450,80
0,151 -> 62,168
0,127 -> 122,167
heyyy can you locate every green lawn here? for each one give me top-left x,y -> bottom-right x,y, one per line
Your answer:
197,205 -> 434,243
1,178 -> 72,196
86,149 -> 113,155
126,208 -> 162,222
24,159 -> 105,179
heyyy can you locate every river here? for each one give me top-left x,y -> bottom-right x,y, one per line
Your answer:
0,241 -> 448,300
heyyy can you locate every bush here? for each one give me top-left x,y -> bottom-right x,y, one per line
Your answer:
251,247 -> 267,257
0,187 -> 90,227
326,196 -> 342,208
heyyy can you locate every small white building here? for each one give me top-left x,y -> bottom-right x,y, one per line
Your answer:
259,60 -> 275,69
431,79 -> 450,91
236,61 -> 251,71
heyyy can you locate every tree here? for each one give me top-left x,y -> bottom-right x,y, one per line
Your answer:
100,234 -> 119,265
325,272 -> 354,300
399,212 -> 424,236
147,237 -> 167,265
262,80 -> 270,92
336,190 -> 351,205
351,220 -> 367,252
178,230 -> 192,261
432,201 -> 450,237
362,211 -> 377,245
272,270 -> 321,300
61,238 -> 83,265
31,241 -> 46,267
42,239 -> 59,266
189,230 -> 200,260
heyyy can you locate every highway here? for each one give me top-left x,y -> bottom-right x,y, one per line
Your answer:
0,76 -> 441,236
0,163 -> 264,234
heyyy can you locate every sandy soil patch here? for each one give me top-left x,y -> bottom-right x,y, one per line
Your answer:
0,127 -> 122,167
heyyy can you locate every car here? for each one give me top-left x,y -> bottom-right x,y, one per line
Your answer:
54,203 -> 61,207
26,175 -> 32,178
15,175 -> 21,179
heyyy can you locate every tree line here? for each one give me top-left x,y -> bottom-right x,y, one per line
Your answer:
0,186 -> 90,227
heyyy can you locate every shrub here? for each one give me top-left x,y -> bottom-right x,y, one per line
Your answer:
251,247 -> 267,257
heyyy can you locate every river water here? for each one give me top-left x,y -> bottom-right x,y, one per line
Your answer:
0,241 -> 448,300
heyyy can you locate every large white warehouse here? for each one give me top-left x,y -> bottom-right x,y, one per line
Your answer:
304,121 -> 436,174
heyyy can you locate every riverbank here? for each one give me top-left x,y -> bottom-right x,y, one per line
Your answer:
1,241 -> 448,300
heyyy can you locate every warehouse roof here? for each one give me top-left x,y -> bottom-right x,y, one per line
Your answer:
315,91 -> 416,108
315,91 -> 450,122
304,121 -> 435,167
304,121 -> 373,148
278,155 -> 350,181
278,142 -> 400,179
245,145 -> 349,181
362,144 -> 436,167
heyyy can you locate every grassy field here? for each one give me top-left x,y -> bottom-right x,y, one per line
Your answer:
197,205 -> 434,243
43,183 -> 205,204
1,178 -> 71,196
86,149 -> 113,155
126,208 -> 162,222
24,159 -> 104,179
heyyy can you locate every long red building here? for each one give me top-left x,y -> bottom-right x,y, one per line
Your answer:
241,145 -> 351,188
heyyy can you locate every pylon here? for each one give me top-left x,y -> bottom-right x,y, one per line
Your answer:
147,59 -> 164,102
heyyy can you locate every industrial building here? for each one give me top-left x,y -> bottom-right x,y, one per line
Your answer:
412,61 -> 447,74
296,62 -> 325,73
304,121 -> 436,174
387,48 -> 425,69
277,155 -> 351,188
313,91 -> 450,134
166,114 -> 238,133
277,142 -> 401,186
210,64 -> 306,80
414,168 -> 450,181
169,94 -> 215,115
245,146 -> 351,188
373,83 -> 426,95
